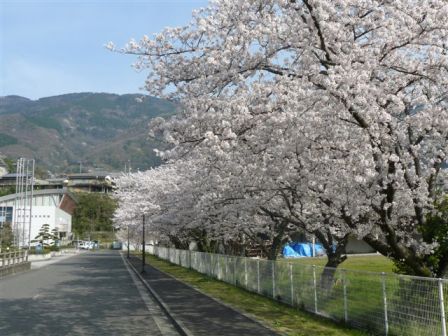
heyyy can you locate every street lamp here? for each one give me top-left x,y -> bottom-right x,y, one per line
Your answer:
127,225 -> 130,259
141,214 -> 145,274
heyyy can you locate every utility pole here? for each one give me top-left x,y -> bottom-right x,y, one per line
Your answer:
13,158 -> 34,248
127,225 -> 130,259
141,214 -> 145,273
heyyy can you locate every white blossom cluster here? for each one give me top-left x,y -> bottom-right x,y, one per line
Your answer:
114,0 -> 448,274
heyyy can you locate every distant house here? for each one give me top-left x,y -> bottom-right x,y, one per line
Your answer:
60,172 -> 116,193
0,171 -> 116,195
0,173 -> 48,189
0,188 -> 77,246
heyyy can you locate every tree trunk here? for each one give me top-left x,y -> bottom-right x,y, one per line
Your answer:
320,251 -> 347,290
314,231 -> 349,289
168,235 -> 189,250
363,233 -> 432,277
266,221 -> 290,260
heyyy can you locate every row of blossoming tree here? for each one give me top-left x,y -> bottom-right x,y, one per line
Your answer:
113,0 -> 448,278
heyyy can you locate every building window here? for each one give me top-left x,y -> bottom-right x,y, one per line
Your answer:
0,206 -> 13,225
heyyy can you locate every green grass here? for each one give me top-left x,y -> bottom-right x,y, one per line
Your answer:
283,254 -> 395,273
145,254 -> 368,336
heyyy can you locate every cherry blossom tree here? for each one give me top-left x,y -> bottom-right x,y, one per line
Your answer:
112,0 -> 448,276
113,157 -> 298,258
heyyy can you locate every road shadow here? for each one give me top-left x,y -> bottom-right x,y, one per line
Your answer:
129,257 -> 278,336
0,251 -> 162,336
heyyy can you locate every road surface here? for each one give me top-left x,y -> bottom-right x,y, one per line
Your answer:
0,250 -> 178,336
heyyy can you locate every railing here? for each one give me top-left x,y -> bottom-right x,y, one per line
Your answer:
0,250 -> 28,268
149,246 -> 448,336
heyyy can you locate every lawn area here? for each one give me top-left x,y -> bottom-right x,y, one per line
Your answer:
283,254 -> 395,274
146,254 -> 368,336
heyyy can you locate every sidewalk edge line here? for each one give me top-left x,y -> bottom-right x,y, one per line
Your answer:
141,254 -> 280,335
123,254 -> 194,336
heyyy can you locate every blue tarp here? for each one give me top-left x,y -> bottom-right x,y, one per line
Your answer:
283,245 -> 301,258
282,242 -> 325,258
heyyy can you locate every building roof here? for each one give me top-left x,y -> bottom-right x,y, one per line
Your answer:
67,172 -> 111,179
0,174 -> 48,185
0,188 -> 78,204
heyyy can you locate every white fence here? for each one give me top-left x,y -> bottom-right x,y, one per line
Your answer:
149,246 -> 448,336
0,250 -> 28,268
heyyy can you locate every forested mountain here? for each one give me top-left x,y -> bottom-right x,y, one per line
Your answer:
0,93 -> 176,173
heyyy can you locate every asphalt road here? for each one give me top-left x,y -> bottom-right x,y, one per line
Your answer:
0,250 -> 177,336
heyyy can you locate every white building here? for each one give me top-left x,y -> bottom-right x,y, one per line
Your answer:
0,189 -> 77,245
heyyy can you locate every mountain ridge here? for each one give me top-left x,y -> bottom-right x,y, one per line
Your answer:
0,92 -> 176,174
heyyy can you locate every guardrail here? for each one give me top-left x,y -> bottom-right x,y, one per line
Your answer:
1,250 -> 28,268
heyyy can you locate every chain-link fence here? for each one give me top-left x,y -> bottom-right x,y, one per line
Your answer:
148,246 -> 448,336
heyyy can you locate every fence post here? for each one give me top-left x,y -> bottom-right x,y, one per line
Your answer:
257,259 -> 260,294
208,253 -> 212,277
272,262 -> 276,299
214,254 -> 218,278
290,263 -> 294,306
381,272 -> 389,336
225,256 -> 229,282
188,250 -> 191,269
439,279 -> 447,336
342,269 -> 348,323
234,257 -> 237,286
244,257 -> 248,288
313,265 -> 318,313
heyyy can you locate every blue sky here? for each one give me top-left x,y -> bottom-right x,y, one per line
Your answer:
0,0 -> 208,99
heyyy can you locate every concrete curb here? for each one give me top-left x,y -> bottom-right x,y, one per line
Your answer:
0,262 -> 31,279
27,249 -> 80,262
137,254 -> 281,336
28,253 -> 52,261
30,251 -> 80,270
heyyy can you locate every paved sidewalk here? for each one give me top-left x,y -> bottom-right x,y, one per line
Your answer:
30,250 -> 81,269
128,256 -> 278,336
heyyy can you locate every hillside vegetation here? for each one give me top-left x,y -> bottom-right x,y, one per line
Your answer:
0,93 -> 177,173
